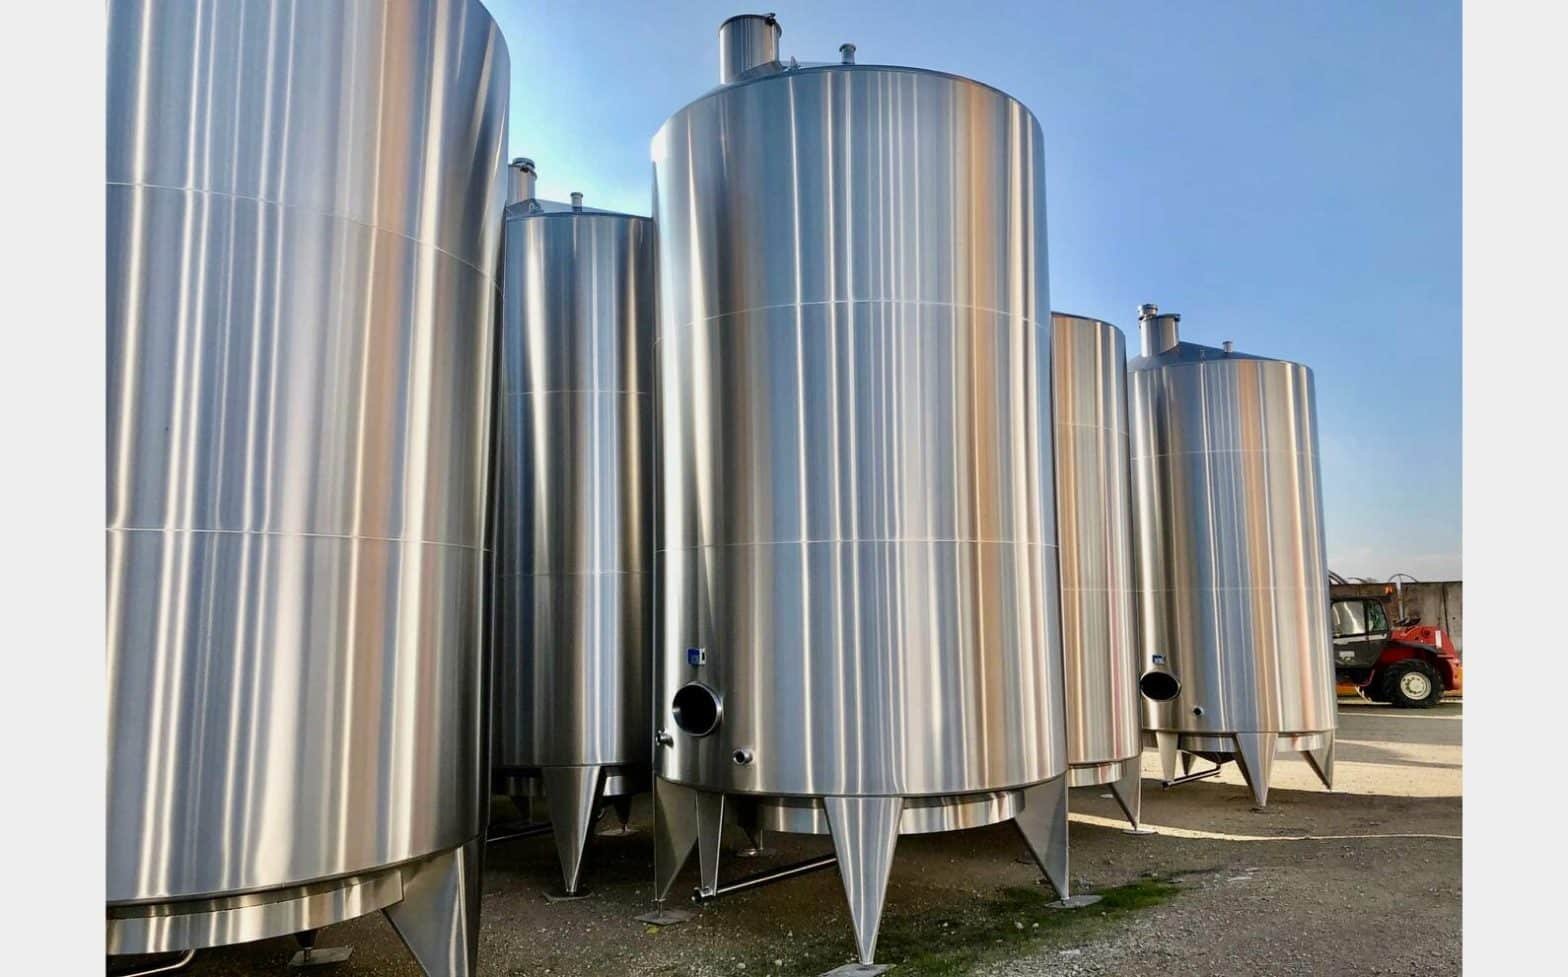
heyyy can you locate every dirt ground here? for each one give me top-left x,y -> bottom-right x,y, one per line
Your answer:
166,700 -> 1460,977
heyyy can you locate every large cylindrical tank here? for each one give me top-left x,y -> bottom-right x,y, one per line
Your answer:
491,163 -> 655,896
105,1 -> 508,970
1051,313 -> 1143,827
1128,305 -> 1337,807
649,14 -> 1067,966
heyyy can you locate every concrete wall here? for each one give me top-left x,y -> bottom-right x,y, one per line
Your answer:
1330,581 -> 1463,654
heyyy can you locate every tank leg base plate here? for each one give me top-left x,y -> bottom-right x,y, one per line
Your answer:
820,964 -> 890,977
1046,894 -> 1103,910
1122,825 -> 1158,836
635,908 -> 693,926
543,889 -> 595,903
288,946 -> 353,968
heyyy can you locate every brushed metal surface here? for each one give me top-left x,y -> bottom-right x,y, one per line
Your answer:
491,208 -> 655,770
653,62 -> 1063,799
107,866 -> 404,955
757,790 -> 1023,837
718,13 -> 782,83
1051,314 -> 1141,769
106,0 -> 508,910
1128,325 -> 1336,738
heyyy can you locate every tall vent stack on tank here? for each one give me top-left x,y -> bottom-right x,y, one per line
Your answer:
1128,305 -> 1337,806
105,1 -> 508,972
650,13 -> 1069,966
491,160 -> 655,896
1051,313 -> 1144,829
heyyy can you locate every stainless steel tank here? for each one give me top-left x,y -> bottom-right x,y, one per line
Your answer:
491,161 -> 655,896
650,14 -> 1068,965
1051,313 -> 1143,828
105,1 -> 508,971
1128,305 -> 1336,807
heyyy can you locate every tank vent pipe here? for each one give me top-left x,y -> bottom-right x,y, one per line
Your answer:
1138,303 -> 1182,356
508,157 -> 537,205
719,12 -> 782,83
1222,339 -> 1235,354
570,192 -> 584,212
840,43 -> 856,64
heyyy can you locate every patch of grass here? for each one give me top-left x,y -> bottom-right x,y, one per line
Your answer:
1095,878 -> 1181,912
751,879 -> 1180,977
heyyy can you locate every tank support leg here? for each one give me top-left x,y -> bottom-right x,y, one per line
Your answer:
383,838 -> 482,977
1155,732 -> 1180,783
1014,776 -> 1070,899
610,795 -> 635,832
542,765 -> 605,896
651,778 -> 700,903
733,795 -> 767,856
1232,732 -> 1278,808
695,791 -> 726,898
1109,760 -> 1143,830
510,794 -> 534,822
1181,752 -> 1196,777
1303,733 -> 1335,791
288,928 -> 353,968
823,795 -> 903,966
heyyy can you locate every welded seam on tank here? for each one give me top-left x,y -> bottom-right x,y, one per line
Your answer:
653,297 -> 1045,340
1154,730 -> 1332,737
108,181 -> 502,284
1054,420 -> 1130,433
657,540 -> 1058,549
107,866 -> 404,917
106,837 -> 479,910
502,389 -> 650,396
494,569 -> 647,578
107,526 -> 484,551
1135,585 -> 1326,592
1130,447 -> 1316,459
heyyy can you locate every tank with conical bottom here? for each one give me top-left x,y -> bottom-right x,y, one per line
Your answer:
491,160 -> 655,897
105,1 -> 508,971
1052,313 -> 1144,829
1128,305 -> 1337,807
649,14 -> 1070,967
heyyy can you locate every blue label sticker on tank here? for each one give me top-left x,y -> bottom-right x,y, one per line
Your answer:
687,647 -> 707,666
1152,654 -> 1166,665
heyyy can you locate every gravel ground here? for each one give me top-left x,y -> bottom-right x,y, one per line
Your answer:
163,700 -> 1460,977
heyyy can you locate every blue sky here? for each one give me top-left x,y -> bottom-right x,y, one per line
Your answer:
489,1 -> 1461,582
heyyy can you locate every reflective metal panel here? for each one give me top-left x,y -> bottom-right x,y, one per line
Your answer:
718,12 -> 782,83
653,62 -> 1062,799
106,0 -> 507,937
491,208 -> 655,770
1128,314 -> 1336,740
1051,314 -> 1141,771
